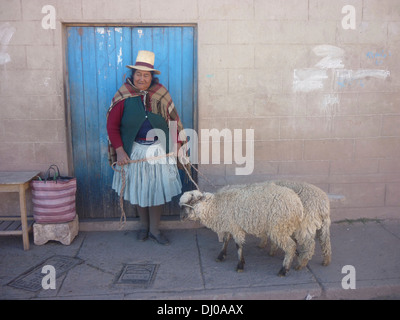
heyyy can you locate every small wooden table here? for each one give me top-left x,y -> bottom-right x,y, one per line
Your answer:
0,171 -> 40,250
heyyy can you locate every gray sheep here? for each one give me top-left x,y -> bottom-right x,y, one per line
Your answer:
260,180 -> 331,269
179,182 -> 306,276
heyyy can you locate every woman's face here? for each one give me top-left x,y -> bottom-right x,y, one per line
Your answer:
133,70 -> 152,91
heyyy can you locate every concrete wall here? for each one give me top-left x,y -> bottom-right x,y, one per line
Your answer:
0,0 -> 399,221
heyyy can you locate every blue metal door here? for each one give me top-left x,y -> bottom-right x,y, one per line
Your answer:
66,26 -> 197,219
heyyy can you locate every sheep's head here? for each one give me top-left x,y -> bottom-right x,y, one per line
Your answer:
179,190 -> 208,221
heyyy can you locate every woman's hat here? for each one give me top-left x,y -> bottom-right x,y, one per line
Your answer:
126,50 -> 161,75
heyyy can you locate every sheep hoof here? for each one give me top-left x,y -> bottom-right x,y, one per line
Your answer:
236,261 -> 245,272
216,253 -> 226,262
294,264 -> 304,271
278,267 -> 289,277
322,260 -> 330,267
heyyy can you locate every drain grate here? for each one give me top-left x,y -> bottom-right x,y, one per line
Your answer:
115,263 -> 159,287
7,255 -> 83,292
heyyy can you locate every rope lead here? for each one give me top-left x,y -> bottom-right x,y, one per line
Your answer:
111,153 -> 216,228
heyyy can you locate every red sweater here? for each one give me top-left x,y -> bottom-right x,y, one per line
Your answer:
107,99 -> 183,151
106,100 -> 126,150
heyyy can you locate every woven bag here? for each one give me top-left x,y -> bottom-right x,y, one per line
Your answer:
31,165 -> 77,224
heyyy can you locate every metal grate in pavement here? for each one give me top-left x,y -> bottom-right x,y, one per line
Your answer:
115,263 -> 159,287
7,255 -> 83,292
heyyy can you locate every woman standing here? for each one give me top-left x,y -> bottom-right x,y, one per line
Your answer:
107,50 -> 187,245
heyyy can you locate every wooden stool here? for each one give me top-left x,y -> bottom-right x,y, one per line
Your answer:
0,171 -> 40,250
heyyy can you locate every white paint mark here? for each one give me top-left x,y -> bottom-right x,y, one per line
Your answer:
96,27 -> 105,34
293,45 -> 391,93
117,47 -> 123,65
293,45 -> 344,92
43,77 -> 51,87
322,94 -> 340,108
321,94 -> 340,132
336,69 -> 390,80
293,69 -> 328,93
335,69 -> 390,88
0,23 -> 16,65
115,27 -> 122,33
313,45 -> 345,69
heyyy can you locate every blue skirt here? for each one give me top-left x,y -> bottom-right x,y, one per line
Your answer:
112,141 -> 182,207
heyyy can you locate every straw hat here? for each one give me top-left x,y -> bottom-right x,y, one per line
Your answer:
126,50 -> 161,75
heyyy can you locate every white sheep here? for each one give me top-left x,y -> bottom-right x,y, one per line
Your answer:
179,182 -> 306,276
261,180 -> 332,268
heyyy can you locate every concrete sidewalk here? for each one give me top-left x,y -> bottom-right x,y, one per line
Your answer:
1,219 -> 400,300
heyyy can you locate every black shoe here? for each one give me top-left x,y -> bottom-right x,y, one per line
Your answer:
137,229 -> 148,241
148,232 -> 170,246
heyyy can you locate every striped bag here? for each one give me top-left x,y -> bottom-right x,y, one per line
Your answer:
31,165 -> 77,224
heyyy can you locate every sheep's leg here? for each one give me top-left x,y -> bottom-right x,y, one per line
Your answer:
317,219 -> 332,266
259,236 -> 279,256
235,243 -> 245,272
269,241 -> 279,256
216,233 -> 231,262
271,234 -> 297,277
232,232 -> 246,272
295,236 -> 315,270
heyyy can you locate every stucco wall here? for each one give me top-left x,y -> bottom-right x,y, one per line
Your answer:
0,0 -> 399,221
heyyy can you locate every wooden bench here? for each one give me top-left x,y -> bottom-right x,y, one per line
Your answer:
0,171 -> 40,250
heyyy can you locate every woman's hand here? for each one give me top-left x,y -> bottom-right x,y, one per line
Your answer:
177,142 -> 190,165
116,147 -> 130,166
